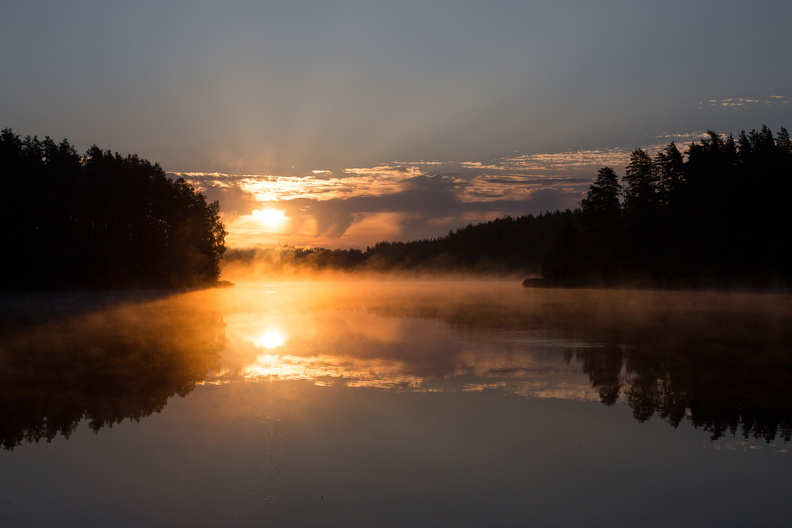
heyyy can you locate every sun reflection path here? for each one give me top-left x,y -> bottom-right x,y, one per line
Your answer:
203,282 -> 602,399
253,329 -> 287,349
240,354 -> 425,389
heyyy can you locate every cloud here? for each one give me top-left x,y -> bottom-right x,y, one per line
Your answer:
698,95 -> 789,109
652,131 -> 708,142
501,148 -> 634,173
188,123 -> 791,249
263,174 -> 581,245
181,144 -> 687,248
342,165 -> 424,177
176,175 -> 259,217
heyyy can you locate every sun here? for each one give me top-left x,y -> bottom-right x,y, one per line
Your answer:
251,207 -> 287,231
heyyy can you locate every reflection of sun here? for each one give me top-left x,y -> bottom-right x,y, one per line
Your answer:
251,208 -> 287,231
253,329 -> 287,349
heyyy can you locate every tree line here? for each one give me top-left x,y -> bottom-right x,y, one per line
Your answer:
225,212 -> 568,275
1,129 -> 226,290
544,126 -> 792,288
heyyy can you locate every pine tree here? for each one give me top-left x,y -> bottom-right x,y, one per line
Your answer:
581,167 -> 622,226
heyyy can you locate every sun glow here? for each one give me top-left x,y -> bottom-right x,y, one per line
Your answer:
251,207 -> 287,231
253,329 -> 287,349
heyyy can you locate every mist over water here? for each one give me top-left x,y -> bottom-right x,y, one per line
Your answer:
2,278 -> 792,526
4,278 -> 791,444
0,290 -> 224,450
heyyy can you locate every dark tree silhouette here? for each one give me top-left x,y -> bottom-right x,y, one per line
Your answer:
544,167 -> 623,284
0,129 -> 226,290
226,211 -> 568,276
543,125 -> 792,288
622,149 -> 657,213
580,167 -> 622,225
653,142 -> 686,207
622,149 -> 661,277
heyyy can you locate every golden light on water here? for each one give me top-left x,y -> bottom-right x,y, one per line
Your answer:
252,329 -> 287,349
240,353 -> 425,388
200,281 -> 603,399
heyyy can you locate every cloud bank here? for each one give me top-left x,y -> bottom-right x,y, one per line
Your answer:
175,134 -> 734,249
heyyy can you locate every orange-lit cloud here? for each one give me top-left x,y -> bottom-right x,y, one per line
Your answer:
176,139 -> 715,249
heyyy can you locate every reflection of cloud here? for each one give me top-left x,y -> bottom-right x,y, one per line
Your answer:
202,283 -> 602,400
227,350 -> 599,398
213,338 -> 599,398
239,353 -> 426,389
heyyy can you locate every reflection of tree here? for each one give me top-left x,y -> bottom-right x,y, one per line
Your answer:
565,346 -> 623,406
569,343 -> 792,442
361,285 -> 792,442
0,296 -> 224,450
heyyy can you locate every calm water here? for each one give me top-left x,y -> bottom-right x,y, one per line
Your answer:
1,280 -> 792,527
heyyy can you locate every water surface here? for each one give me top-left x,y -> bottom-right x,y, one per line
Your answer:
2,281 -> 791,526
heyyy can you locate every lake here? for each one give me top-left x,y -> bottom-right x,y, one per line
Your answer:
2,280 -> 791,527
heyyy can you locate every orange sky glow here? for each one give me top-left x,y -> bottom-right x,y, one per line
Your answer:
179,136 -> 709,249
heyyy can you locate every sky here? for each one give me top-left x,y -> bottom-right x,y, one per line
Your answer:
2,0 -> 790,248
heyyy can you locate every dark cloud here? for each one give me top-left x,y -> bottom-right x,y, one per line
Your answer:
281,175 -> 580,241
178,157 -> 588,246
304,200 -> 357,238
205,184 -> 259,217
171,173 -> 259,217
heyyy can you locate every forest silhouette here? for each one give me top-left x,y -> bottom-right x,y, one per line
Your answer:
543,126 -> 792,288
1,129 -> 226,290
224,212 -> 566,276
229,125 -> 792,289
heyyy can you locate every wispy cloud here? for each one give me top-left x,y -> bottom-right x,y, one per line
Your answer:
698,95 -> 789,109
501,148 -> 632,173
